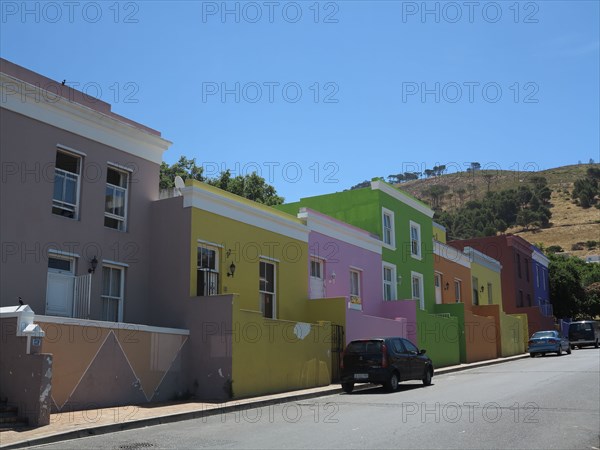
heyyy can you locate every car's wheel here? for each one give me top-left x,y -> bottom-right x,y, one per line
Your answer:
567,346 -> 571,355
422,368 -> 432,386
341,382 -> 354,394
557,346 -> 562,356
384,372 -> 399,392
595,340 -> 599,349
541,353 -> 546,356
570,345 -> 575,350
529,353 -> 536,358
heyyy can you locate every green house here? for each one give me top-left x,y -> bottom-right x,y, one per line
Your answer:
277,180 -> 461,367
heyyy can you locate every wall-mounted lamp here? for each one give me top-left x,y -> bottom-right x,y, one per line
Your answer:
88,256 -> 98,274
480,285 -> 485,293
227,262 -> 236,278
444,282 -> 450,291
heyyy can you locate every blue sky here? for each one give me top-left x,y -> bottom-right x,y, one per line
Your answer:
2,1 -> 599,202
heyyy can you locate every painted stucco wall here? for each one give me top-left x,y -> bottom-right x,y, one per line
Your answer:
277,185 -> 435,310
37,318 -> 188,411
377,300 -> 418,344
0,316 -> 52,426
434,251 -> 472,306
307,230 -> 382,311
231,306 -> 331,398
499,311 -> 526,356
344,310 -> 407,342
189,202 -> 308,322
416,309 -> 461,368
531,248 -> 550,306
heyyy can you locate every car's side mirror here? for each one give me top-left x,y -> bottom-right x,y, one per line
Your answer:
419,349 -> 427,355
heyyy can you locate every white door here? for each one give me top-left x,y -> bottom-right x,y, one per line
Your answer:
309,258 -> 325,299
435,273 -> 442,304
46,256 -> 75,317
46,272 -> 75,317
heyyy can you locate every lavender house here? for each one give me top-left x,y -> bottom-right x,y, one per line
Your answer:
298,208 -> 411,344
532,246 -> 552,317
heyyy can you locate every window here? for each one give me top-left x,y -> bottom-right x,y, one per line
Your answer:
259,261 -> 276,318
541,269 -> 546,290
310,259 -> 322,278
516,253 -> 522,278
411,272 -> 424,310
402,338 -> 419,354
101,265 -> 124,322
410,221 -> 421,259
518,290 -> 524,307
350,270 -> 361,297
52,151 -> 81,219
382,208 -> 395,247
525,259 -> 529,281
536,266 -> 540,287
454,279 -> 462,303
48,256 -> 74,273
487,282 -> 493,305
197,245 -> 219,296
105,167 -> 129,231
472,276 -> 479,305
383,264 -> 396,301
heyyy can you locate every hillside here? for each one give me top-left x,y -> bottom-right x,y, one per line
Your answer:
393,164 -> 600,258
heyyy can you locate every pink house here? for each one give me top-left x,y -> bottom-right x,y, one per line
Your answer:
298,208 -> 413,343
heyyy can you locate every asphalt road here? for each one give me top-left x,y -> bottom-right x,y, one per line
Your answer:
33,348 -> 600,450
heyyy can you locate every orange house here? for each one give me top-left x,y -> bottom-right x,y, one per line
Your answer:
433,230 -> 498,363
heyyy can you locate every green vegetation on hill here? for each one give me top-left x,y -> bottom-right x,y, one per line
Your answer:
434,176 -> 552,240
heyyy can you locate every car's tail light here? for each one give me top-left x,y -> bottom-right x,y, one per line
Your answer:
548,339 -> 557,344
528,340 -> 534,346
381,343 -> 388,368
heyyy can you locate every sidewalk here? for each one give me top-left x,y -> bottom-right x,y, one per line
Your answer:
0,354 -> 529,449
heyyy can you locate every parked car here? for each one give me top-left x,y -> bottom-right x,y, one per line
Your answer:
568,320 -> 600,349
340,337 -> 434,393
527,330 -> 571,357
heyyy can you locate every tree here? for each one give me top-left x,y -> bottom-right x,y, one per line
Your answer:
207,171 -> 284,206
483,174 -> 494,193
160,156 -> 205,189
572,176 -> 599,208
349,180 -> 371,190
160,157 -> 284,205
470,162 -> 481,171
549,254 -> 600,319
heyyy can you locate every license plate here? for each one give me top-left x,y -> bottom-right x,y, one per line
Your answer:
354,373 -> 369,380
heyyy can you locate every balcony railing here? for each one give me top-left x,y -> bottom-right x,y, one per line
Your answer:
197,270 -> 219,296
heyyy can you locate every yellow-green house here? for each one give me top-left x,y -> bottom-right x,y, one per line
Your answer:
150,181 -> 331,400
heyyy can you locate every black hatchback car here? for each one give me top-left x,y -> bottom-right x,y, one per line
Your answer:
340,337 -> 434,393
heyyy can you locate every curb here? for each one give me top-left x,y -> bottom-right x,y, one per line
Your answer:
0,353 -> 530,449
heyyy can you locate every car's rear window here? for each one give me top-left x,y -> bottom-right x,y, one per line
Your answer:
532,331 -> 556,338
570,323 -> 593,332
345,340 -> 383,354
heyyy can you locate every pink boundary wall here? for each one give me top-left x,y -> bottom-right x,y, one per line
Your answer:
346,309 -> 408,342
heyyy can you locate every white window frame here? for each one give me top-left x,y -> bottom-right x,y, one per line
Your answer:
454,278 -> 462,303
259,260 -> 277,319
411,271 -> 424,310
197,244 -> 220,296
409,220 -> 422,260
47,254 -> 76,275
382,263 -> 397,301
310,256 -> 324,280
52,150 -> 81,219
104,165 -> 129,231
472,276 -> 480,305
381,208 -> 396,249
350,269 -> 361,298
101,264 -> 125,322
